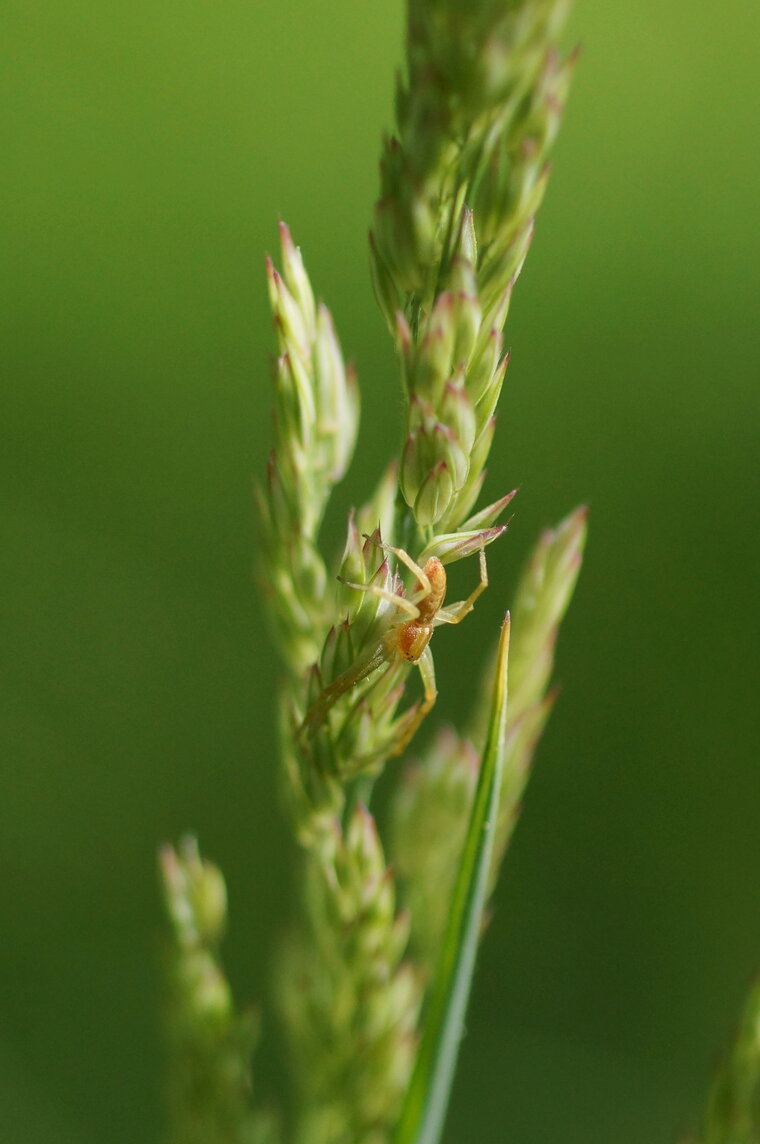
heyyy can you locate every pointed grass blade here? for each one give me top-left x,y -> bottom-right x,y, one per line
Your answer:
394,614 -> 511,1144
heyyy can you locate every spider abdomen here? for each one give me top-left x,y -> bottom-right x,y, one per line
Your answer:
416,558 -> 447,624
396,620 -> 434,663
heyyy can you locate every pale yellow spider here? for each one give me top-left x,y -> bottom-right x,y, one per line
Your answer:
300,537 -> 489,758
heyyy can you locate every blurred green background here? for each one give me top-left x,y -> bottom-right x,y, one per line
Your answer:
2,1 -> 759,1140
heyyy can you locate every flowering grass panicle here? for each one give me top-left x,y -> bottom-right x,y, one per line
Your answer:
160,2 -> 602,1142
372,0 -> 577,531
277,807 -> 421,1144
160,839 -> 278,1144
256,223 -> 359,677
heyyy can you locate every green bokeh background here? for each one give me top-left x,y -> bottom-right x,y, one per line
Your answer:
3,1 -> 759,1141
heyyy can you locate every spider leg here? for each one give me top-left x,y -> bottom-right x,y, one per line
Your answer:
363,534 -> 432,598
435,546 -> 488,625
388,645 -> 437,758
337,576 -> 420,619
301,641 -> 390,737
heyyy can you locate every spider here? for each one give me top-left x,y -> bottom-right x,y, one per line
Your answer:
300,537 -> 489,758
